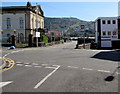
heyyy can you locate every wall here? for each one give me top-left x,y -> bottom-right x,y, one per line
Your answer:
1,13 -> 26,43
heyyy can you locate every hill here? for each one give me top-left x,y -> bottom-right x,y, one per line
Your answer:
44,17 -> 95,37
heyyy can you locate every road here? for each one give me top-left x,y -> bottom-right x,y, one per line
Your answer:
1,41 -> 119,92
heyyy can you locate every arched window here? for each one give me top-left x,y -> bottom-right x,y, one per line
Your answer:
6,18 -> 11,29
20,18 -> 24,29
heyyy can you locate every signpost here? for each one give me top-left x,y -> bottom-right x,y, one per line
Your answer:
36,32 -> 40,37
36,3 -> 38,47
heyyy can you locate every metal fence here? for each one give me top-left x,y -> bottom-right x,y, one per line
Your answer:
16,37 -> 29,43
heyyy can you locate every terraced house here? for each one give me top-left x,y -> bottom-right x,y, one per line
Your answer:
95,17 -> 120,49
0,2 -> 44,43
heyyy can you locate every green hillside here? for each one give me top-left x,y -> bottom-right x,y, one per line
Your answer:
44,17 -> 95,37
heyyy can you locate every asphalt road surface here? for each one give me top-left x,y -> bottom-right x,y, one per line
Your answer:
1,41 -> 119,92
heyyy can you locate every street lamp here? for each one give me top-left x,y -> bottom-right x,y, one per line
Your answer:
80,25 -> 85,49
36,3 -> 38,47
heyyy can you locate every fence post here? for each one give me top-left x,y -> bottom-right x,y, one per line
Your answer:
11,35 -> 16,46
28,34 -> 33,47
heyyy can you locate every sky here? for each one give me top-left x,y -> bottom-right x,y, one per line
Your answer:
1,2 -> 118,21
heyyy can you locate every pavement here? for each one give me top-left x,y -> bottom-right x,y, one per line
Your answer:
1,41 -> 120,92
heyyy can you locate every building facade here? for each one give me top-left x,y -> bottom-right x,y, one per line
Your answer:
95,17 -> 120,48
0,2 -> 44,43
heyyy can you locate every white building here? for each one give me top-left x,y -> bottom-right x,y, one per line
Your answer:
0,2 -> 44,43
95,17 -> 120,48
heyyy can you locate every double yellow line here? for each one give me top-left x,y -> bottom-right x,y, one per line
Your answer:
0,57 -> 15,72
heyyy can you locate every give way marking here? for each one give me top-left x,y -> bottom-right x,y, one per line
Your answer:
0,81 -> 13,88
34,65 -> 60,89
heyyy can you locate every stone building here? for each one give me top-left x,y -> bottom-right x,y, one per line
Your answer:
0,2 -> 44,43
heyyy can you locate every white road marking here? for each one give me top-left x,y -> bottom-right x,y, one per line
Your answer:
3,53 -> 10,58
0,81 -> 13,88
45,67 -> 56,69
41,64 -> 48,66
16,64 -> 23,66
82,68 -> 93,71
52,65 -> 60,67
32,63 -> 39,65
16,61 -> 22,64
11,51 -> 16,53
3,49 -> 25,58
24,65 -> 32,67
34,65 -> 60,89
24,63 -> 30,65
68,66 -> 78,69
97,70 -> 111,73
34,66 -> 42,68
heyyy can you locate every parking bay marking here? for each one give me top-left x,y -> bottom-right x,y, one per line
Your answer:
34,65 -> 60,89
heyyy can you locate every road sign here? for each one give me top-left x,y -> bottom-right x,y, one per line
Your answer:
36,32 -> 40,37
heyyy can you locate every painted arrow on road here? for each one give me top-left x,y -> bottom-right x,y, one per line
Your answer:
0,81 -> 13,88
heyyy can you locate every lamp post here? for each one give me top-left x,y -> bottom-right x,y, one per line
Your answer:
36,3 -> 38,47
13,29 -> 16,36
80,25 -> 85,49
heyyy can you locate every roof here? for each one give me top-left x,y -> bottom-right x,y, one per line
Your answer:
0,3 -> 44,16
95,17 -> 118,22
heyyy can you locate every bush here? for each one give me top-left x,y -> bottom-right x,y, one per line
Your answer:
40,35 -> 49,44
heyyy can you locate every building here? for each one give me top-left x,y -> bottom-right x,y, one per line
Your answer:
95,17 -> 120,48
0,2 -> 44,43
46,30 -> 62,41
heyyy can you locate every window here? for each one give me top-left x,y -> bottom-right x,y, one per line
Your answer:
103,31 -> 106,35
7,34 -> 11,37
108,31 -> 111,35
20,18 -> 24,29
113,31 -> 117,35
107,20 -> 111,24
112,20 -> 116,24
102,20 -> 106,24
6,18 -> 11,29
7,33 -> 11,43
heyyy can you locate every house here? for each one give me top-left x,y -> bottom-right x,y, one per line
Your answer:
0,2 -> 44,43
46,30 -> 62,41
95,17 -> 120,49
